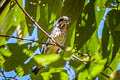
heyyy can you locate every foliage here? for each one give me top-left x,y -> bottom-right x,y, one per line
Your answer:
0,0 -> 120,80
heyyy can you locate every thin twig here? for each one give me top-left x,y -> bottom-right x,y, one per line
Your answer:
15,0 -> 64,50
0,34 -> 55,46
0,0 -> 11,14
72,55 -> 87,64
101,72 -> 110,78
78,52 -> 90,57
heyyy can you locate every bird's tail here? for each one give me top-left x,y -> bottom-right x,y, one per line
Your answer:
32,65 -> 43,75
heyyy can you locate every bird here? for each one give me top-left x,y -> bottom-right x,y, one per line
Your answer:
32,16 -> 70,75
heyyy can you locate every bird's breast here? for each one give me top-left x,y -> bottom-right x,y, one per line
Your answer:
44,30 -> 66,54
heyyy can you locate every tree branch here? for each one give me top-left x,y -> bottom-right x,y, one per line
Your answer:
0,0 -> 11,15
0,34 -> 55,46
72,55 -> 87,64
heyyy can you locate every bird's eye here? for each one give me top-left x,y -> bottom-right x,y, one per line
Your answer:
58,18 -> 64,23
64,20 -> 69,24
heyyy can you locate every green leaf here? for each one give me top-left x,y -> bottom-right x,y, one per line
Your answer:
88,31 -> 100,55
50,72 -> 69,80
80,31 -> 100,56
88,59 -> 106,79
63,47 -> 74,60
69,59 -> 86,71
49,56 -> 65,68
37,0 -> 49,42
23,59 -> 37,75
106,0 -> 117,8
62,0 -> 85,22
0,45 -> 12,57
75,1 -> 96,50
102,22 -> 110,58
114,23 -> 120,31
65,20 -> 76,47
98,53 -> 120,80
34,54 -> 60,66
87,54 -> 107,79
95,0 -> 107,27
41,72 -> 50,80
25,0 -> 38,35
48,0 -> 62,22
4,43 -> 28,71
75,26 -> 96,50
78,70 -> 88,80
105,10 -> 120,61
110,53 -> 120,71
18,20 -> 28,38
0,54 -> 5,68
15,65 -> 24,77
4,43 -> 37,73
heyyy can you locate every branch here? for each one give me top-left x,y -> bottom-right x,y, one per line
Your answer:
0,0 -> 11,14
0,34 -> 55,46
72,55 -> 87,64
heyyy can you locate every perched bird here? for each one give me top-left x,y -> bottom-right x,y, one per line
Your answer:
32,16 -> 70,75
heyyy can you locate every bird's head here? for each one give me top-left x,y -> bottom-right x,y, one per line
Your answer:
56,16 -> 70,30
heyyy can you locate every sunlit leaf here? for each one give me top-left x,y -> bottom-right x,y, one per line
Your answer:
15,65 -> 24,77
34,54 -> 60,66
95,0 -> 107,27
78,70 -> 88,80
0,54 -> 5,68
69,59 -> 86,71
63,47 -> 74,60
